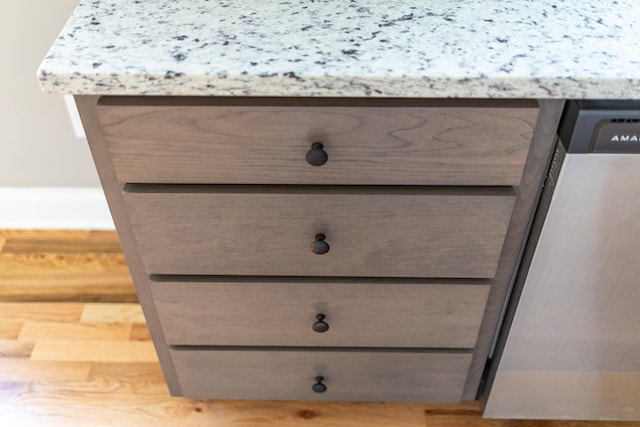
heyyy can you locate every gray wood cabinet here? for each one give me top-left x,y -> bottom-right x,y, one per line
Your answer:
76,95 -> 548,402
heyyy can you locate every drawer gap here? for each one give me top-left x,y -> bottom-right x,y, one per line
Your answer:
98,96 -> 539,109
149,275 -> 491,286
124,184 -> 514,197
170,345 -> 474,354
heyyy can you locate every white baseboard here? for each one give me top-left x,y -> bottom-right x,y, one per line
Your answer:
0,187 -> 114,229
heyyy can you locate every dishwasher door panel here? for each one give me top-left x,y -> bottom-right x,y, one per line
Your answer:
485,154 -> 640,420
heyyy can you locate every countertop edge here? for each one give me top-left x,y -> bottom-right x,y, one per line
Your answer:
36,69 -> 640,99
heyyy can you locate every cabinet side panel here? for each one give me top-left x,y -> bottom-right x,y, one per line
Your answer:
74,95 -> 181,395
463,99 -> 565,400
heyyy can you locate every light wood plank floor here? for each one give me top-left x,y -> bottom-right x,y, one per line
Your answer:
0,230 -> 638,426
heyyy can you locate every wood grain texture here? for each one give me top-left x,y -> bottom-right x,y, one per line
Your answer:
0,340 -> 35,357
30,340 -> 158,363
86,96 -> 537,405
151,279 -> 490,348
0,302 -> 84,322
124,189 -> 515,278
19,321 -> 133,341
87,362 -> 165,385
0,321 -> 22,339
81,303 -> 145,323
0,360 -> 92,382
97,100 -> 539,186
129,323 -> 152,341
0,231 -> 136,302
0,230 -> 93,239
0,234 -> 634,425
2,238 -> 122,253
171,348 -> 472,402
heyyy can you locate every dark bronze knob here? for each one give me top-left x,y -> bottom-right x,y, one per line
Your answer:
306,142 -> 328,166
312,313 -> 329,333
310,234 -> 330,255
312,376 -> 327,393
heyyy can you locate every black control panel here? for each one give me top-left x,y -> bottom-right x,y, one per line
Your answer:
592,119 -> 640,153
558,100 -> 640,154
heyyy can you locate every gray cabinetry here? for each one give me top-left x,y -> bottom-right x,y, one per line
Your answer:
77,96 -> 541,402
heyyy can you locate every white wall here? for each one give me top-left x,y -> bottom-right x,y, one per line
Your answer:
0,0 -> 99,187
0,1 -> 112,228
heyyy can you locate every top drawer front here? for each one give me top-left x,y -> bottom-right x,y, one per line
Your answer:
97,99 -> 539,186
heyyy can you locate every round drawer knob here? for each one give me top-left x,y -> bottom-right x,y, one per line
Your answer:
312,313 -> 330,333
306,142 -> 328,166
310,234 -> 330,255
312,376 -> 327,393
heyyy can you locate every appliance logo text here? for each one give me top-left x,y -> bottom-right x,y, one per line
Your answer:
610,134 -> 640,142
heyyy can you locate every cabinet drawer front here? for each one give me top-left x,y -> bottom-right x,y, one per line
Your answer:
97,100 -> 538,186
152,279 -> 490,348
123,187 -> 515,278
171,348 -> 472,402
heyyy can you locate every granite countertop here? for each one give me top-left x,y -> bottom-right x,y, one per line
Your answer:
38,0 -> 640,98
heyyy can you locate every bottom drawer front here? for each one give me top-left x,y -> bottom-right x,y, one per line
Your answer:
171,349 -> 472,402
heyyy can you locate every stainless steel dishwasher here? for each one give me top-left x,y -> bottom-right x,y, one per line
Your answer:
485,101 -> 640,420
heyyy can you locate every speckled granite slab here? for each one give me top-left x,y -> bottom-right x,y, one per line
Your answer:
38,0 -> 640,98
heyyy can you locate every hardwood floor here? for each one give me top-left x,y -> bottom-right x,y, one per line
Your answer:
0,230 -> 638,426
0,230 -> 136,302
